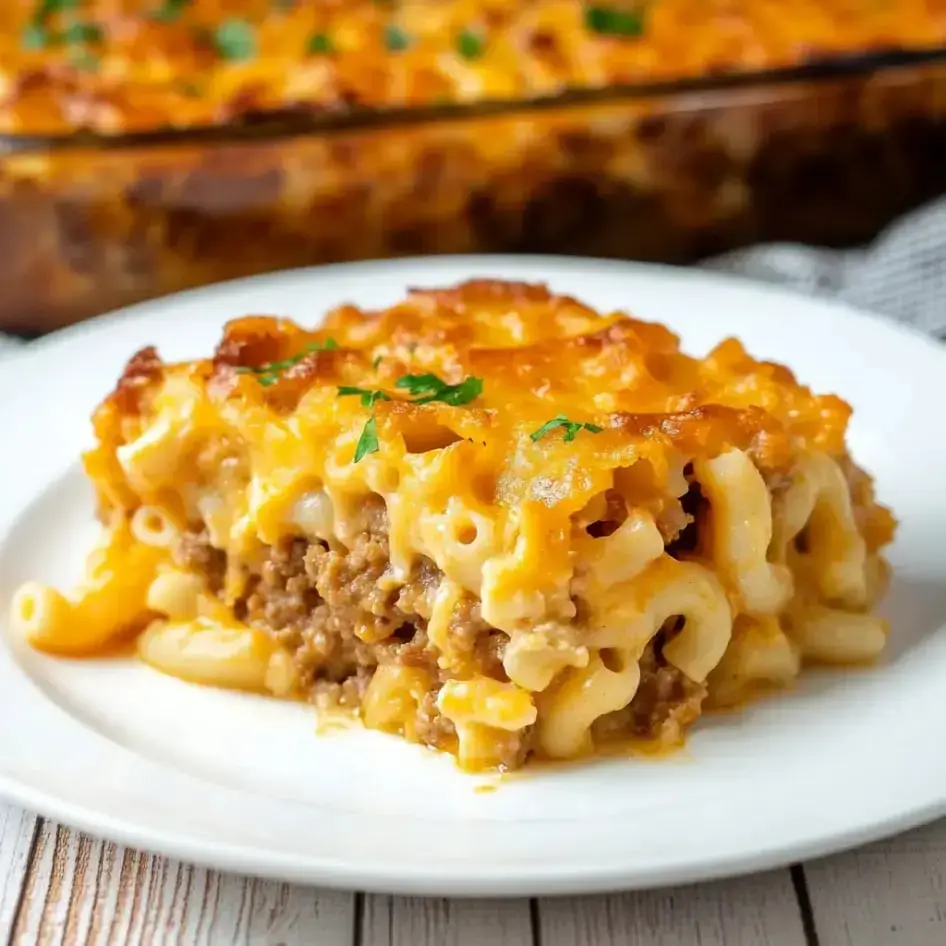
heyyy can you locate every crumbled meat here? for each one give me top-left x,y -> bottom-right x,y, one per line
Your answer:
628,638 -> 707,740
174,527 -> 519,759
243,535 -> 383,687
312,672 -> 372,712
444,597 -> 510,679
252,537 -> 320,630
174,524 -> 704,767
591,627 -> 706,748
395,557 -> 440,620
304,532 -> 399,640
173,528 -> 227,592
628,621 -> 707,743
412,689 -> 457,752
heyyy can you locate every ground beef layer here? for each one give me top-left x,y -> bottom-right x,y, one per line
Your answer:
174,522 -> 706,768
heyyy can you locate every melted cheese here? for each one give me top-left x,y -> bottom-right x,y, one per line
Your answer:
2,1 -> 942,135
12,278 -> 897,772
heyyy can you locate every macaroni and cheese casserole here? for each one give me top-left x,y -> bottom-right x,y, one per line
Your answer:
10,280 -> 897,770
3,0 -> 943,135
3,3 -> 945,332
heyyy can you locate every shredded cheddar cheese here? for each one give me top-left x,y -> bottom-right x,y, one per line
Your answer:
10,279 -> 897,771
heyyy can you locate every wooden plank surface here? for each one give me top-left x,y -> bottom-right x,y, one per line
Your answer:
10,810 -> 946,945
537,869 -> 808,946
10,821 -> 355,946
803,817 -> 946,946
0,807 -> 38,942
361,895 -> 534,946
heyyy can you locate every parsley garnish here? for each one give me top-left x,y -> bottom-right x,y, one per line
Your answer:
152,0 -> 190,23
307,31 -> 333,54
354,415 -> 380,463
22,3 -> 104,51
395,373 -> 483,405
584,4 -> 645,37
530,415 -> 604,443
339,372 -> 482,463
22,23 -> 47,49
69,48 -> 100,71
62,22 -> 103,45
372,355 -> 383,369
338,387 -> 390,463
214,19 -> 256,61
339,374 -> 482,407
337,386 -> 391,408
384,25 -> 410,52
456,28 -> 485,59
237,338 -> 338,387
34,0 -> 80,18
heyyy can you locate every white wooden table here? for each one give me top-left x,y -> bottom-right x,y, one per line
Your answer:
2,804 -> 945,944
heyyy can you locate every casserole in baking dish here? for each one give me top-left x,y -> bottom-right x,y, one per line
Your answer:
2,1 -> 945,331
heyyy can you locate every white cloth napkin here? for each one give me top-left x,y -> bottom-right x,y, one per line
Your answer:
705,197 -> 946,339
0,199 -> 943,357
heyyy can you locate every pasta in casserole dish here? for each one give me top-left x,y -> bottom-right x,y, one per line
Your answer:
2,0 -> 943,134
2,3 -> 946,332
10,280 -> 897,771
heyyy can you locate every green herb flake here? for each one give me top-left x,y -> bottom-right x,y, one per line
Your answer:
21,23 -> 48,49
35,0 -> 80,19
395,373 -> 483,406
372,355 -> 383,369
237,338 -> 338,385
456,28 -> 485,60
69,48 -> 100,71
306,31 -> 333,55
384,24 -> 410,52
62,22 -> 104,46
152,0 -> 190,23
337,386 -> 391,408
338,386 -> 390,463
339,374 -> 482,463
214,19 -> 256,62
584,4 -> 645,37
354,414 -> 380,462
530,414 -> 604,444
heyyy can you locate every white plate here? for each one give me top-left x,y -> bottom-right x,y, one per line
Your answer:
2,256 -> 945,898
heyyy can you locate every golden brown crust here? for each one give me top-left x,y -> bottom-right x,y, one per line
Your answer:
607,406 -> 793,472
212,316 -> 307,369
87,278 -> 863,523
2,1 -> 944,136
106,345 -> 164,416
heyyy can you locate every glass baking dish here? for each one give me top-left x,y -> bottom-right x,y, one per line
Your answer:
3,50 -> 946,333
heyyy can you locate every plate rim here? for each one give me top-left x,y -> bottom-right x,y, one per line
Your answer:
3,771 -> 945,898
12,253 -> 946,362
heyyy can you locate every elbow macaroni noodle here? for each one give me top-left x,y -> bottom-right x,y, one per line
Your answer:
771,453 -> 870,608
6,283 -> 896,771
694,450 -> 793,616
